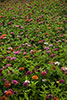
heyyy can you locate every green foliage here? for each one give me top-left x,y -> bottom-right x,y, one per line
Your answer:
0,0 -> 67,99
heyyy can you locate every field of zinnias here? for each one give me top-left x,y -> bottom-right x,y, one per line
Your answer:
0,0 -> 67,100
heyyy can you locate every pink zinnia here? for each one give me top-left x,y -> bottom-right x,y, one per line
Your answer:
42,39 -> 45,42
27,45 -> 31,47
8,21 -> 12,25
50,54 -> 56,57
42,79 -> 46,82
61,67 -> 67,72
23,82 -> 28,86
12,80 -> 18,84
49,44 -> 53,47
54,48 -> 58,51
44,47 -> 49,50
46,50 -> 51,54
12,17 -> 15,19
41,15 -> 44,18
29,18 -> 33,21
20,26 -> 24,29
23,52 -> 27,55
38,40 -> 43,44
10,32 -> 14,35
25,43 -> 28,45
59,79 -> 64,83
11,57 -> 16,60
41,71 -> 47,76
26,71 -> 32,75
13,51 -> 20,54
6,64 -> 11,67
29,50 -> 35,54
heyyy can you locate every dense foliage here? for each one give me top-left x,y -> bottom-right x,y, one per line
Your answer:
0,0 -> 67,100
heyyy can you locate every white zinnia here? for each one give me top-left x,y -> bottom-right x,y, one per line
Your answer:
25,80 -> 30,83
54,61 -> 60,65
44,42 -> 48,45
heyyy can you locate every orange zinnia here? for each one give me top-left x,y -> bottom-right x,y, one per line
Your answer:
32,75 -> 38,80
19,67 -> 24,71
57,27 -> 60,30
48,27 -> 51,29
5,91 -> 13,96
52,65 -> 56,70
2,34 -> 7,37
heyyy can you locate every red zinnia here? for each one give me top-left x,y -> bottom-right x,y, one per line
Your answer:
5,82 -> 11,88
0,95 -> 7,100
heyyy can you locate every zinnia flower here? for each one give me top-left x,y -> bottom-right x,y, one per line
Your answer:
54,48 -> 58,51
0,95 -> 7,100
23,52 -> 27,55
13,51 -> 20,55
46,50 -> 51,54
32,75 -> 38,80
5,90 -> 13,96
54,61 -> 60,65
42,39 -> 45,42
6,63 -> 11,67
12,80 -> 18,84
59,79 -> 64,83
38,40 -> 43,44
29,50 -> 35,54
54,96 -> 59,100
19,67 -> 24,71
25,43 -> 28,45
8,21 -> 12,25
2,34 -> 7,37
19,26 -> 24,29
50,54 -> 56,58
61,67 -> 67,72
5,82 -> 11,88
42,79 -> 46,82
27,45 -> 31,47
10,32 -> 14,35
11,57 -> 16,60
8,47 -> 12,50
44,47 -> 49,50
26,71 -> 32,75
2,78 -> 6,82
41,15 -> 44,17
49,44 -> 53,47
41,71 -> 47,76
8,89 -> 13,93
44,42 -> 48,45
23,80 -> 30,86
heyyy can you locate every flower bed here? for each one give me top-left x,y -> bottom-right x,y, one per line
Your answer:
0,0 -> 67,100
